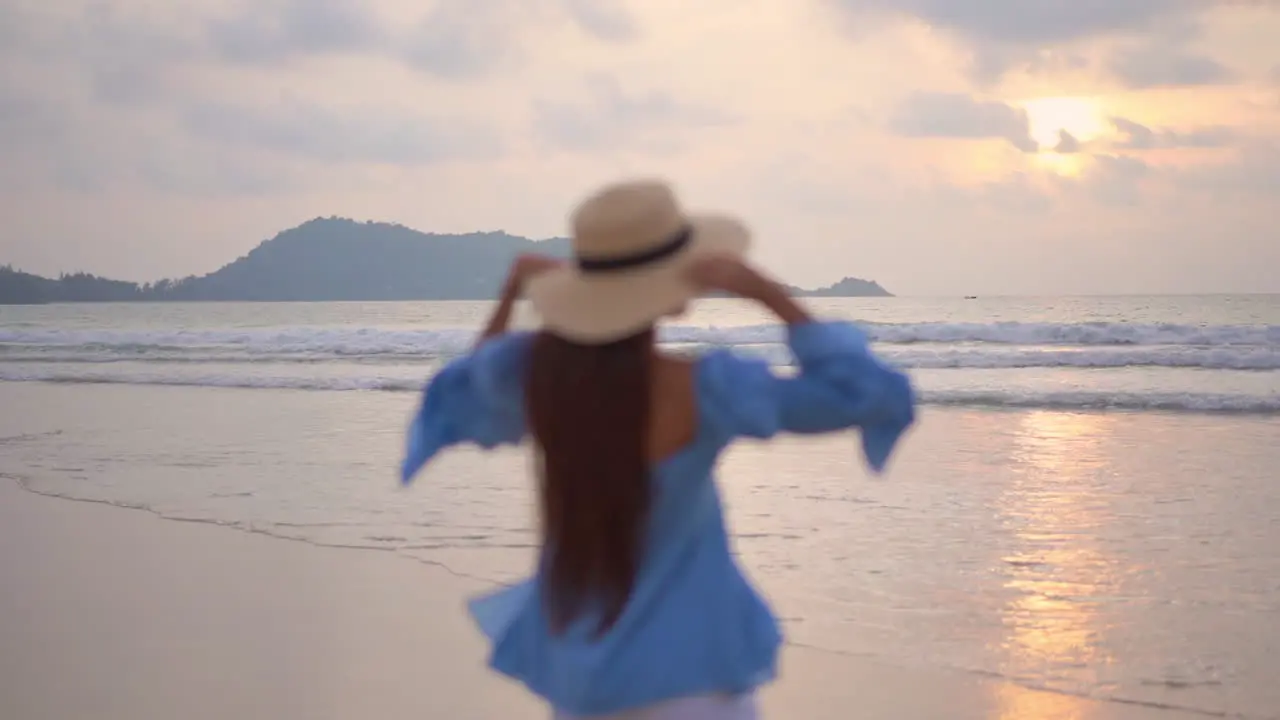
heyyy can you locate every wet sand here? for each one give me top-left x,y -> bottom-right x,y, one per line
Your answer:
0,478 -> 1201,720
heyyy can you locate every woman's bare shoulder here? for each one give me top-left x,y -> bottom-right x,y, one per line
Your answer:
648,354 -> 699,460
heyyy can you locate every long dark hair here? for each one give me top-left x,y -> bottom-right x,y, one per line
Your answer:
525,328 -> 654,637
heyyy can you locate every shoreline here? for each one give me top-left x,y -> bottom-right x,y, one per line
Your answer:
0,477 -> 1208,720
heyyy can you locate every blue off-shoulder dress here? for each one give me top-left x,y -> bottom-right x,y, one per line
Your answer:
400,320 -> 915,717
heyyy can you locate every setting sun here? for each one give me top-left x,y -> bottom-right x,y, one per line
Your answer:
1016,96 -> 1111,175
1019,96 -> 1110,152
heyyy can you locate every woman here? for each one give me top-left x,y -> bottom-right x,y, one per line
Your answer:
400,179 -> 915,719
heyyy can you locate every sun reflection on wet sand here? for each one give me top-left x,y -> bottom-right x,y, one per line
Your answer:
992,411 -> 1125,720
992,681 -> 1097,720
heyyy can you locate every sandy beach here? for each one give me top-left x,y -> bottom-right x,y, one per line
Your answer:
0,478 -> 1207,720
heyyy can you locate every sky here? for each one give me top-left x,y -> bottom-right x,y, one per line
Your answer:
1,0 -> 1278,296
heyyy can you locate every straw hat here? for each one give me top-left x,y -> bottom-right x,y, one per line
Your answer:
526,178 -> 750,344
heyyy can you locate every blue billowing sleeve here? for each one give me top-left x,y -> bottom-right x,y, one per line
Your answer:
400,332 -> 533,486
698,321 -> 915,473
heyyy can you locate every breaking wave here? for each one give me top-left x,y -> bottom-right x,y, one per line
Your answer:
1,368 -> 1276,415
3,319 -> 1277,414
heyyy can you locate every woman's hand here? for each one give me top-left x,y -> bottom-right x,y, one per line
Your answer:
479,254 -> 564,345
502,254 -> 563,298
684,254 -> 770,300
685,254 -> 812,325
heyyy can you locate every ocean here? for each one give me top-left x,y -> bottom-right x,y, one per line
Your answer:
1,295 -> 1278,719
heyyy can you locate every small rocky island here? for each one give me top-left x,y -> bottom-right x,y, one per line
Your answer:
0,217 -> 892,304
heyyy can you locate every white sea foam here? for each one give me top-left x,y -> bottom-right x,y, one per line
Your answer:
3,319 -> 1278,413
3,322 -> 1280,370
3,345 -> 1279,370
0,321 -> 1276,352
0,369 -> 422,392
1,320 -> 1278,354
1,367 -> 1276,414
663,321 -> 1280,347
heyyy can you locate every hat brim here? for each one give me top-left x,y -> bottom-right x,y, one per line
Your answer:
525,213 -> 750,344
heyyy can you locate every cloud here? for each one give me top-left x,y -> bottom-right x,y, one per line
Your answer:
968,47 -> 1091,85
209,0 -> 385,64
1105,44 -> 1236,88
562,0 -> 639,41
0,90 -> 68,145
1054,131 -> 1082,154
1174,140 -> 1280,198
0,86 -> 302,196
180,99 -> 503,166
927,172 -> 1055,215
827,1 -> 1223,84
1055,142 -> 1280,210
1,3 -> 204,105
888,92 -> 1037,152
403,0 -> 524,79
1109,117 -> 1236,150
403,0 -> 637,79
0,90 -> 84,192
933,154 -> 1156,214
0,4 -> 58,60
132,144 -> 299,197
829,0 -> 1198,44
534,75 -> 736,153
1079,153 -> 1151,206
8,0 -> 634,86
